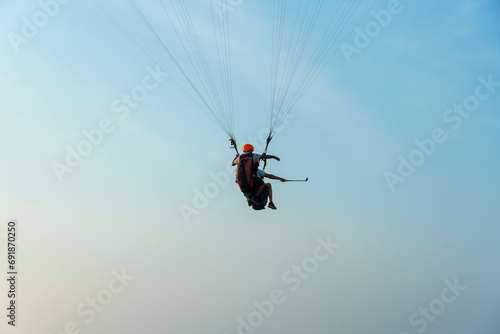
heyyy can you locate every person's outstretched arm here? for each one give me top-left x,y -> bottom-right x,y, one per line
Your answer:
264,173 -> 286,182
261,154 -> 280,162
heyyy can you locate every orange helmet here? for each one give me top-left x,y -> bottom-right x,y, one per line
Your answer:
242,144 -> 254,152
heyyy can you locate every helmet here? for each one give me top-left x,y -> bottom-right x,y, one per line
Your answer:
242,144 -> 254,152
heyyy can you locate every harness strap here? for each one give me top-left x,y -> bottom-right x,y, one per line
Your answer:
262,134 -> 273,171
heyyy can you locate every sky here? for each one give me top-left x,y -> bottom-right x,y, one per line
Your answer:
0,0 -> 499,333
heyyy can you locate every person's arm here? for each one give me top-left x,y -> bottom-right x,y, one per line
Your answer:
260,154 -> 280,162
264,173 -> 286,182
232,154 -> 240,166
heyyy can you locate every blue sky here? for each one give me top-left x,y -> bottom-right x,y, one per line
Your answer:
1,1 -> 499,333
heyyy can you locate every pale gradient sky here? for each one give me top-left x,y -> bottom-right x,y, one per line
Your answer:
1,1 -> 499,334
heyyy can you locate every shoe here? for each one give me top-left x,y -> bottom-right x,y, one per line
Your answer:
268,202 -> 277,210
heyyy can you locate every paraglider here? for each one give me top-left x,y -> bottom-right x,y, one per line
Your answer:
232,144 -> 286,210
94,0 -> 373,208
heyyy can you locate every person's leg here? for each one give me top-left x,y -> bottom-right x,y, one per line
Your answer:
266,183 -> 273,203
252,178 -> 265,198
250,182 -> 266,206
254,184 -> 265,197
266,183 -> 277,209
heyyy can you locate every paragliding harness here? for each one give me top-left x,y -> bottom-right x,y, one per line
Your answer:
235,153 -> 259,197
235,153 -> 269,210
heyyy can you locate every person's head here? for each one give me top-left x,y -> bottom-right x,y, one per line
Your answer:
242,144 -> 254,153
